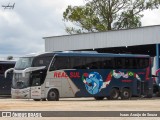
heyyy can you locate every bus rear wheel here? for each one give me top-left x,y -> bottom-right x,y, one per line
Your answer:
94,97 -> 104,100
121,88 -> 131,100
108,88 -> 119,100
47,89 -> 59,101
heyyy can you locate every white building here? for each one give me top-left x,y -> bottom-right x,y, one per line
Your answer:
44,25 -> 160,56
44,25 -> 160,73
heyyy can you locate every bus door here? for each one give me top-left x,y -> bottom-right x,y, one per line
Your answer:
140,80 -> 153,97
138,77 -> 153,97
30,74 -> 41,99
136,79 -> 141,96
136,78 -> 146,96
140,80 -> 145,96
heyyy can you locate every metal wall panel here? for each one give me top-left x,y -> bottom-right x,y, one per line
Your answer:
44,25 -> 160,52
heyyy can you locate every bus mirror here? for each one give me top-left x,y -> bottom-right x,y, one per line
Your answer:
22,66 -> 46,77
4,68 -> 14,78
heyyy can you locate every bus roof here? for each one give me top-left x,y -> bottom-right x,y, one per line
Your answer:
27,52 -> 150,58
18,51 -> 150,57
54,52 -> 150,58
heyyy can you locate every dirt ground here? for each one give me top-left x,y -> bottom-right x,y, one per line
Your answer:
0,97 -> 160,120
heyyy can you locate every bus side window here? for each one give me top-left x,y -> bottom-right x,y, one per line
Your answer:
85,57 -> 99,69
31,75 -> 41,86
144,58 -> 149,67
138,58 -> 149,68
49,56 -> 69,71
98,58 -> 110,69
103,58 -> 115,69
49,58 -> 56,71
70,57 -> 86,69
116,58 -> 125,69
135,58 -> 143,69
125,58 -> 133,69
33,57 -> 52,68
133,58 -> 148,69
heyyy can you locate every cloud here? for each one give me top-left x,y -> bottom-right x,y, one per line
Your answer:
142,9 -> 160,26
0,0 -> 84,57
0,0 -> 159,58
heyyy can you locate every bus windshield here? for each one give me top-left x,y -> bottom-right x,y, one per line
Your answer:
12,73 -> 30,89
15,57 -> 33,70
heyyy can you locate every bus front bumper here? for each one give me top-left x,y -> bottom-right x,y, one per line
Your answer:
11,88 -> 30,99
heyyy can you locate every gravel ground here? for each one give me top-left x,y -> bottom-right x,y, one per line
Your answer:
0,97 -> 160,120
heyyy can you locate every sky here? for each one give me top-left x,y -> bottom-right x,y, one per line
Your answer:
0,0 -> 160,58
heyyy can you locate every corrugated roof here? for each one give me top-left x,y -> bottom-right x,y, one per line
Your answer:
44,25 -> 160,52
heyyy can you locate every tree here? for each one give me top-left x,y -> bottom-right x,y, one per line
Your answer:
7,56 -> 13,60
63,0 -> 160,34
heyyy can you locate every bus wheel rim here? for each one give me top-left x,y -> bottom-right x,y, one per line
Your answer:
49,91 -> 56,98
113,91 -> 118,98
123,91 -> 129,97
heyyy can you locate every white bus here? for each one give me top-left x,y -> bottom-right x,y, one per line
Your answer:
5,52 -> 153,101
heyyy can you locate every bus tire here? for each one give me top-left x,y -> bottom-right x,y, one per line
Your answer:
94,97 -> 104,100
42,98 -> 47,101
33,99 -> 41,101
47,89 -> 59,101
156,92 -> 160,97
108,88 -> 119,100
146,95 -> 152,98
121,88 -> 131,100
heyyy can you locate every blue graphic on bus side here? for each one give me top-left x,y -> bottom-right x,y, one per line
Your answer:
82,72 -> 103,94
81,70 -> 141,95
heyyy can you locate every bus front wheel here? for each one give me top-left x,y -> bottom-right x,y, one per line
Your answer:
121,88 -> 131,100
47,89 -> 59,101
